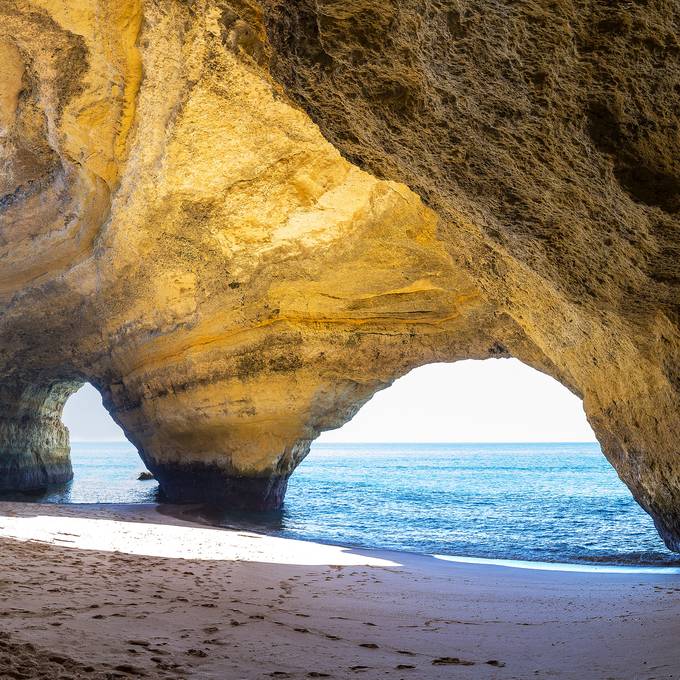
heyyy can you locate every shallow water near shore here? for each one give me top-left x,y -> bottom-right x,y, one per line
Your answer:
6,441 -> 679,566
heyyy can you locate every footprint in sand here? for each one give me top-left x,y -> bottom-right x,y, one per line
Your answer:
186,648 -> 208,658
114,662 -> 146,675
127,640 -> 150,648
432,657 -> 475,666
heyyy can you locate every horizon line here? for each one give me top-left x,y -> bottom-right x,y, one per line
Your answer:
70,439 -> 600,445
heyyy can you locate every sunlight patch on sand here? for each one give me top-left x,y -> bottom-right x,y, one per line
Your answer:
0,513 -> 400,566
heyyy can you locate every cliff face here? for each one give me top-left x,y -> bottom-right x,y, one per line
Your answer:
1,2 -> 679,547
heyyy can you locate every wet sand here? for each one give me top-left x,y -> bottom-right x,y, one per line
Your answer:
0,502 -> 677,679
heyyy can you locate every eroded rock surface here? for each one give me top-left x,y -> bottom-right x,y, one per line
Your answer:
263,0 -> 680,546
1,1 -> 679,547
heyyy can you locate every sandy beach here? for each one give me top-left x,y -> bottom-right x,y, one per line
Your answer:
0,503 -> 677,679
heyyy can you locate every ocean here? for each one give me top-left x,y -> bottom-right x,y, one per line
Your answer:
9,441 -> 679,566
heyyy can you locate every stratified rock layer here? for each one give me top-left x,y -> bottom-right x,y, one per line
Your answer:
1,1 -> 679,547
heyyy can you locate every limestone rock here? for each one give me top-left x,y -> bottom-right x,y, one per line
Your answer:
0,0 -> 511,507
1,1 -> 679,549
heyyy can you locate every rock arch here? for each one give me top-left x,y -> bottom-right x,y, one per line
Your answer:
1,1 -> 679,550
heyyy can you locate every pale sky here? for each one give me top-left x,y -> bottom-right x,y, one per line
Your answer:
62,359 -> 596,443
62,383 -> 127,442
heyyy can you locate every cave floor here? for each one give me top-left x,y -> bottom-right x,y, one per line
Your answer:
0,503 -> 676,679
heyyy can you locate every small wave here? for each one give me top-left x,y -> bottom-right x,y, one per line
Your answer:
433,554 -> 680,574
573,552 -> 680,567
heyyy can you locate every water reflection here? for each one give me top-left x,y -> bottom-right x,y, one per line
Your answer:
193,506 -> 288,533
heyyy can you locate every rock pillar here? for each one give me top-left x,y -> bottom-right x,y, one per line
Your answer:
0,381 -> 78,491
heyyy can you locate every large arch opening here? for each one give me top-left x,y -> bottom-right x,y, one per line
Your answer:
318,358 -> 596,444
266,359 -> 674,566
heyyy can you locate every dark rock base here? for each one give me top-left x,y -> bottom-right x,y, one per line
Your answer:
0,458 -> 73,491
149,461 -> 290,510
651,511 -> 680,553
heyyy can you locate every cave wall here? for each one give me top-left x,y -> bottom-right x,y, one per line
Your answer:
1,0 -> 679,547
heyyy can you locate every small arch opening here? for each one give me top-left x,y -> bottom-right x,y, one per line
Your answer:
57,383 -> 158,503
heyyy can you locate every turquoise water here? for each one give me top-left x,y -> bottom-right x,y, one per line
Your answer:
8,441 -> 679,566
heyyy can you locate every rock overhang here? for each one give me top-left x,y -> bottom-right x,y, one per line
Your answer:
0,0 -> 678,549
